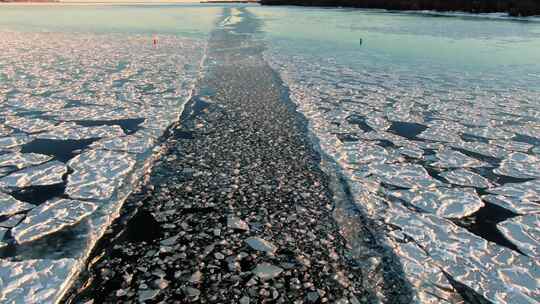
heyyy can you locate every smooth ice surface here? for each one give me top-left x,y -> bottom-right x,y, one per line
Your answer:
11,199 -> 97,244
66,150 -> 135,200
0,161 -> 67,189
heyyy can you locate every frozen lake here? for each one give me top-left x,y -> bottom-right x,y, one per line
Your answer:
0,4 -> 539,304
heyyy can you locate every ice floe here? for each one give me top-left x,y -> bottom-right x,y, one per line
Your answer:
0,258 -> 77,303
0,161 -> 67,189
440,168 -> 492,188
388,187 -> 484,218
482,194 -> 540,215
488,179 -> 540,200
369,163 -> 441,189
432,148 -> 489,168
66,150 -> 135,200
35,123 -> 125,141
11,198 -> 97,244
497,214 -> 540,258
0,153 -> 52,170
0,192 -> 34,217
494,152 -> 540,179
0,134 -> 31,149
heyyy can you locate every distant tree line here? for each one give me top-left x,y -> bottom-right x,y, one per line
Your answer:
259,0 -> 540,16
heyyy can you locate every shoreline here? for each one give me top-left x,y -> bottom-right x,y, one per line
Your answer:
259,0 -> 540,17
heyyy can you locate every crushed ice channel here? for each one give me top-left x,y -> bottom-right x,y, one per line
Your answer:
0,31 -> 205,302
265,49 -> 540,303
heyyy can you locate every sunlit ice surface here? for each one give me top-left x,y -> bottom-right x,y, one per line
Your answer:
252,6 -> 540,304
0,4 -> 223,302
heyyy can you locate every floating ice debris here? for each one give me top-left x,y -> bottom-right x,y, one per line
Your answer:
0,161 -> 67,189
0,153 -> 52,170
4,116 -> 56,134
245,237 -> 277,254
497,215 -> 539,258
66,149 -> 135,200
494,152 -> 540,179
0,227 -> 7,248
482,195 -> 540,215
440,168 -> 492,188
369,163 -> 441,189
35,123 -> 125,141
0,258 -> 77,303
432,148 -> 489,168
227,215 -> 249,231
0,192 -> 34,217
90,133 -> 155,154
388,187 -> 484,218
490,140 -> 533,153
12,198 -> 97,244
0,134 -> 31,149
252,263 -> 283,280
533,146 -> 540,155
488,179 -> 540,200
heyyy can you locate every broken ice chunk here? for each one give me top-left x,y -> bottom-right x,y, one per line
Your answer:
0,192 -> 34,217
4,116 -> 56,133
494,152 -> 540,179
35,123 -> 125,140
11,198 -> 97,244
0,258 -> 77,302
0,161 -> 67,189
488,179 -> 540,200
388,187 -> 484,218
398,146 -> 424,159
482,195 -> 540,215
0,124 -> 13,137
0,214 -> 25,228
497,215 -> 539,258
66,149 -> 135,200
0,153 -> 52,170
0,134 -> 32,149
432,149 -> 488,168
440,169 -> 492,188
369,163 -> 441,189
0,227 -> 7,248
